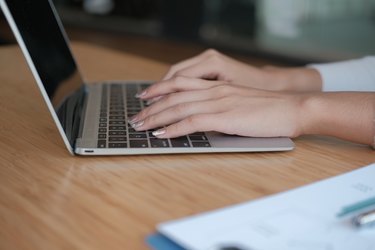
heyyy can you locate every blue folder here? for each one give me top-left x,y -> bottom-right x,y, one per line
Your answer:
146,233 -> 186,250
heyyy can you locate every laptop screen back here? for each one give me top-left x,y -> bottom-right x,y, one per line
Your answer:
1,0 -> 85,149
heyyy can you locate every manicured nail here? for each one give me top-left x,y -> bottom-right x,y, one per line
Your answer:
135,90 -> 147,98
152,129 -> 166,137
146,100 -> 154,106
146,96 -> 162,105
131,120 -> 144,129
128,115 -> 139,124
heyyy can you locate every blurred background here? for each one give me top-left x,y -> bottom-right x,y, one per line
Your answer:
1,0 -> 375,65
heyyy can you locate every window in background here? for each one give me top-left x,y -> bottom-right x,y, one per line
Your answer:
53,0 -> 375,63
256,0 -> 375,61
202,0 -> 375,62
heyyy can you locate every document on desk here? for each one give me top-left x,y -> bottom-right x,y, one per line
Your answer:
148,163 -> 375,250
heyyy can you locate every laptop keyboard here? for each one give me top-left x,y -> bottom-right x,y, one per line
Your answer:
97,83 -> 211,149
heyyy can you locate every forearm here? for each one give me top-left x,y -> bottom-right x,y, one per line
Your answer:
300,92 -> 375,146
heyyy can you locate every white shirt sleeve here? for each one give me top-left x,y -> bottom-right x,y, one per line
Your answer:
309,56 -> 375,92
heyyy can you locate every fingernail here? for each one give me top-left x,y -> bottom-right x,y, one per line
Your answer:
128,115 -> 139,124
146,99 -> 154,106
147,96 -> 162,105
152,129 -> 166,137
135,90 -> 147,98
131,120 -> 144,129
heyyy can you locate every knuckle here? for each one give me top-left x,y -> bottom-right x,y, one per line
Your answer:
162,93 -> 173,104
205,48 -> 219,56
170,64 -> 177,71
214,84 -> 232,95
185,115 -> 198,127
143,107 -> 154,118
169,64 -> 179,73
174,102 -> 191,114
144,113 -> 157,126
137,110 -> 146,120
220,95 -> 238,107
172,75 -> 187,86
135,107 -> 148,120
184,114 -> 206,131
206,50 -> 223,62
162,93 -> 177,107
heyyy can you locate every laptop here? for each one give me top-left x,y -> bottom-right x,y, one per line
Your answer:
0,0 -> 294,155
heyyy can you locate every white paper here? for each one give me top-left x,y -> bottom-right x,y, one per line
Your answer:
158,163 -> 375,250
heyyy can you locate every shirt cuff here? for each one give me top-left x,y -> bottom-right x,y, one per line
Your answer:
309,56 -> 375,92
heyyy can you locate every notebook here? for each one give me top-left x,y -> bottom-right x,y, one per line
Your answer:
0,0 -> 294,155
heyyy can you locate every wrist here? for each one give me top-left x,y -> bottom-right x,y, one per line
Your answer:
298,93 -> 324,136
298,92 -> 375,145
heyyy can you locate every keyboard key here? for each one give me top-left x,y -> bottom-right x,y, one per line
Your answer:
97,140 -> 106,148
99,123 -> 107,127
109,126 -> 126,130
110,106 -> 124,109
129,133 -> 147,139
109,143 -> 127,148
148,132 -> 156,138
128,127 -> 137,133
109,116 -> 125,120
150,139 -> 169,148
189,135 -> 208,141
110,111 -> 125,115
130,140 -> 149,148
109,131 -> 126,136
98,134 -> 106,139
127,107 -> 141,111
109,137 -> 127,141
109,121 -> 125,125
192,141 -> 211,147
99,118 -> 107,122
98,128 -> 107,133
170,137 -> 190,147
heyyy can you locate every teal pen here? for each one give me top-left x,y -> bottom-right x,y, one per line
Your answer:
337,196 -> 375,217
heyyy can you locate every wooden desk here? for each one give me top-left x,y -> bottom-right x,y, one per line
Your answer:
0,42 -> 374,250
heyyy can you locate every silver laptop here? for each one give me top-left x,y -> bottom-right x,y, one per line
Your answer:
0,0 -> 294,155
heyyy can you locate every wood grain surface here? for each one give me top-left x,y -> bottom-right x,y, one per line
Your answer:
0,43 -> 374,250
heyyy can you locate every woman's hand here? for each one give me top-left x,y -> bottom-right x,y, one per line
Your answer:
130,77 -> 306,139
130,76 -> 375,146
158,49 -> 322,93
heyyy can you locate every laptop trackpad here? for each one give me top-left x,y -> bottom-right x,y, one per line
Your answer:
206,132 -> 294,149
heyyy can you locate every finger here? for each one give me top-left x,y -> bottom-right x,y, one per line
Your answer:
162,49 -> 218,80
166,49 -> 236,81
171,57 -> 224,81
132,99 -> 227,131
151,113 -> 225,138
135,92 -> 206,122
132,84 -> 237,123
138,76 -> 226,100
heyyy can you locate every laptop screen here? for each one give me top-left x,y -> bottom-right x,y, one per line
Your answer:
2,0 -> 85,148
